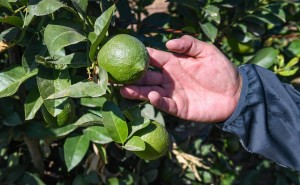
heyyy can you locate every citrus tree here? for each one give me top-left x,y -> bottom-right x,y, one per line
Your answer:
1,0 -> 300,184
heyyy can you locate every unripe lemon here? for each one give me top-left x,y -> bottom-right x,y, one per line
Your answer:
97,34 -> 149,84
133,120 -> 170,160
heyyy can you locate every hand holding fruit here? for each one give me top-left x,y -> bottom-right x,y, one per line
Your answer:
120,35 -> 243,123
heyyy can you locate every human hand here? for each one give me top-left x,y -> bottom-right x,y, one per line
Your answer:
120,35 -> 242,123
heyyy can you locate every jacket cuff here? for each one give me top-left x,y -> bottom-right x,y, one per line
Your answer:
220,64 -> 265,152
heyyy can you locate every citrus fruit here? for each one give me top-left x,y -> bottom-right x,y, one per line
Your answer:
228,37 -> 255,54
97,34 -> 149,84
132,120 -> 170,160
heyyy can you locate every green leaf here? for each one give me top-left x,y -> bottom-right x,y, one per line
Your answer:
128,118 -> 150,138
141,104 -> 165,126
44,20 -> 86,57
123,136 -> 145,151
107,178 -> 123,185
277,57 -> 299,77
200,22 -> 218,42
24,121 -> 78,139
0,27 -> 19,43
0,165 -> 26,184
0,16 -> 23,28
0,0 -> 13,11
22,35 -> 47,72
16,172 -> 46,185
286,57 -> 299,68
96,144 -> 108,164
74,113 -> 103,126
71,0 -> 88,12
23,13 -> 35,28
80,97 -> 106,108
83,126 -> 113,144
36,53 -> 89,70
28,0 -> 67,16
249,47 -> 279,69
167,0 -> 198,12
102,101 -> 128,144
98,66 -> 108,92
24,88 -> 43,120
204,5 -> 220,24
287,39 -> 300,57
244,13 -> 282,26
278,67 -> 299,77
143,169 -> 158,183
47,80 -> 106,99
0,65 -> 38,98
3,112 -> 22,126
50,124 -> 78,137
0,127 -> 10,147
261,5 -> 286,22
89,4 -> 116,61
37,67 -> 71,116
64,134 -> 90,172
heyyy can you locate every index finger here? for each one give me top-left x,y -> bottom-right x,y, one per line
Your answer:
147,47 -> 175,68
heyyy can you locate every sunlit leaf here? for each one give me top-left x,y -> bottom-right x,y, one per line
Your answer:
64,134 -> 89,171
0,0 -> 13,11
89,4 -> 116,61
0,66 -> 37,98
74,113 -> 103,126
44,20 -> 86,57
200,22 -> 218,42
128,118 -> 150,138
0,16 -> 23,28
80,97 -> 106,108
249,47 -> 279,69
37,67 -> 71,116
28,0 -> 68,16
83,126 -> 113,144
286,57 -> 299,68
0,27 -> 19,43
278,67 -> 299,77
98,66 -> 108,93
47,80 -> 106,99
204,5 -> 220,24
123,136 -> 145,151
36,53 -> 89,70
23,13 -> 35,27
141,104 -> 165,126
24,88 -> 43,120
287,39 -> 300,57
71,0 -> 88,13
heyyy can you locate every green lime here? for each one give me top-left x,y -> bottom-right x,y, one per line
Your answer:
228,37 -> 255,54
133,120 -> 170,160
97,34 -> 149,84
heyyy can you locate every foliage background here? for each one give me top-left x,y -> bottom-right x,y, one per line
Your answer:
0,0 -> 300,184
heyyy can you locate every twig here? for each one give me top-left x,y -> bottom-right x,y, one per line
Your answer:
24,136 -> 45,175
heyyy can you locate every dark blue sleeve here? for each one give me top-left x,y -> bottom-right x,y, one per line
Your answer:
222,64 -> 300,171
